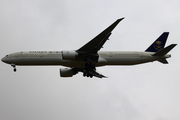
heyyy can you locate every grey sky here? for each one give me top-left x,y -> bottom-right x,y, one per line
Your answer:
0,0 -> 180,120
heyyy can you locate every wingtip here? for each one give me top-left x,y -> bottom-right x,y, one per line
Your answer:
102,75 -> 108,78
117,17 -> 125,21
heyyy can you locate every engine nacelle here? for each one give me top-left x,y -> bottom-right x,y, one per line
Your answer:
61,51 -> 78,60
60,68 -> 76,77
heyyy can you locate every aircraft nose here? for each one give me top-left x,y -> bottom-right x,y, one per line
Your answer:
1,57 -> 6,63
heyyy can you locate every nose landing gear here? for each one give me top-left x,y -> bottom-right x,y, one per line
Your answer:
11,64 -> 17,72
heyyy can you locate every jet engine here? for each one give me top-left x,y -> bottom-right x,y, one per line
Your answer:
60,68 -> 77,77
61,51 -> 78,60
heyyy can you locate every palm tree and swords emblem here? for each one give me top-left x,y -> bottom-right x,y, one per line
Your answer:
154,41 -> 163,50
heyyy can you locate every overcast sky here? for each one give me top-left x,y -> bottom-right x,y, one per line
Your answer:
0,0 -> 180,120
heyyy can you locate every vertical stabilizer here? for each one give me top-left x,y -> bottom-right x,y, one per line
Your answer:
145,32 -> 169,52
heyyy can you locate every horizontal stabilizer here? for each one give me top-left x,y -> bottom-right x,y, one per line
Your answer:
158,59 -> 168,64
153,44 -> 177,56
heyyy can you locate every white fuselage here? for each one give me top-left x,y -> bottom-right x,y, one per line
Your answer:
2,51 -> 171,68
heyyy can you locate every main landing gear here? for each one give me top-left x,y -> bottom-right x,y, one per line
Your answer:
83,63 -> 95,78
11,64 -> 17,72
83,72 -> 93,78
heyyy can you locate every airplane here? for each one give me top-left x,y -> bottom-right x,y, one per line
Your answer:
1,18 -> 177,78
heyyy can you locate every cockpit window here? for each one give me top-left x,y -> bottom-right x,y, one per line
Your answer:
6,55 -> 8,57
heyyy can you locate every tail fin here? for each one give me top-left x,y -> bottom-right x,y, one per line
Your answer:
145,32 -> 169,52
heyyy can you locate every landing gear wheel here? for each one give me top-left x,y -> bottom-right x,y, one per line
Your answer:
87,73 -> 90,77
13,68 -> 17,72
90,74 -> 93,78
83,71 -> 93,78
83,72 -> 87,77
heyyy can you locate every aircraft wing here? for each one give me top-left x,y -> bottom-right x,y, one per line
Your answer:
74,18 -> 124,78
89,69 -> 107,78
76,18 -> 124,54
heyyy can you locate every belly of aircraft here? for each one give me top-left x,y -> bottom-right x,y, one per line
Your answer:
97,56 -> 157,66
